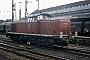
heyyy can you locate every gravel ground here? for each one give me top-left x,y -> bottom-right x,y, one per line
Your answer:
0,35 -> 31,60
0,49 -> 31,60
0,54 -> 11,60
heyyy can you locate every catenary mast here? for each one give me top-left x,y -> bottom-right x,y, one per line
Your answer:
12,0 -> 14,22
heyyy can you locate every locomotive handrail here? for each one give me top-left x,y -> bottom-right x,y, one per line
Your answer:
72,36 -> 90,39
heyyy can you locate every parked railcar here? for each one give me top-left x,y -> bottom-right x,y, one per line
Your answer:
71,21 -> 90,36
0,22 -> 12,33
6,14 -> 71,46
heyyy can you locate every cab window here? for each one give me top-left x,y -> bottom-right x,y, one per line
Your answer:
27,17 -> 34,22
37,15 -> 43,20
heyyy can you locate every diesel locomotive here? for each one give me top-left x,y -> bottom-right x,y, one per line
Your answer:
6,14 -> 71,46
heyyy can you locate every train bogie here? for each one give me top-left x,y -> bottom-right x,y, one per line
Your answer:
6,32 -> 68,47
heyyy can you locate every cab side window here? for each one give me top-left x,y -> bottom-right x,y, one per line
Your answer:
37,15 -> 43,20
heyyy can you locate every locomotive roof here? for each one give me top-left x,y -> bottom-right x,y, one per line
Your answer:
0,22 -> 12,25
40,18 -> 70,21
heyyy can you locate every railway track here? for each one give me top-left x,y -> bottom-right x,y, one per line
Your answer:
0,35 -> 90,60
53,45 -> 90,57
0,43 -> 70,60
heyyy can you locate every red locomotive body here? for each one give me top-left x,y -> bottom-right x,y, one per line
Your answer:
38,19 -> 70,35
26,22 -> 38,34
11,21 -> 26,33
10,14 -> 71,36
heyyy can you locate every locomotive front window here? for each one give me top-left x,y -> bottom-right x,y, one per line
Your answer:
27,18 -> 31,22
28,17 -> 34,22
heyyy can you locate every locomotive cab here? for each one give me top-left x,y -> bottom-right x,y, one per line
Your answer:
28,13 -> 51,22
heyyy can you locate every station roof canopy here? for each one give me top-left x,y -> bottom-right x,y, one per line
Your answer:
28,13 -> 51,18
71,17 -> 90,22
31,0 -> 90,14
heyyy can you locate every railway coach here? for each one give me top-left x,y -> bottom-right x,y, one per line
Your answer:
0,22 -> 12,33
6,13 -> 71,47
